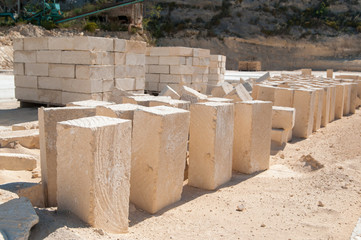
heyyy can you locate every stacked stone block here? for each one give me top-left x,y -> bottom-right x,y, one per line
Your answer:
145,47 -> 210,94
13,37 -> 146,106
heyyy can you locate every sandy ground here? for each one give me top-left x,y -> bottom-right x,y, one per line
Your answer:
0,102 -> 361,239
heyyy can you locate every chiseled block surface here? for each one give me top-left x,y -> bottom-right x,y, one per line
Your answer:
271,106 -> 295,130
57,116 -> 132,233
189,102 -> 234,190
38,107 -> 96,207
233,101 -> 272,174
96,103 -> 146,120
130,106 -> 190,214
293,89 -> 316,138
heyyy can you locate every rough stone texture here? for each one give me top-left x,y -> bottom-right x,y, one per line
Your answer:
224,84 -> 252,102
211,82 -> 233,97
274,88 -> 294,107
0,197 -> 39,240
130,106 -> 190,214
188,102 -> 234,190
180,86 -> 207,103
0,153 -> 37,171
159,85 -> 180,99
271,106 -> 295,130
12,121 -> 39,131
17,183 -> 45,208
0,129 -> 39,149
293,89 -> 316,138
96,104 -> 146,120
271,128 -> 289,146
148,99 -> 191,110
66,100 -> 114,107
233,101 -> 272,174
38,107 -> 96,207
57,116 -> 132,233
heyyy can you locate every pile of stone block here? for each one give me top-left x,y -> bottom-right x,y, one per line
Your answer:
208,55 -> 226,86
252,74 -> 361,139
145,47 -> 210,94
238,61 -> 262,71
13,37 -> 146,106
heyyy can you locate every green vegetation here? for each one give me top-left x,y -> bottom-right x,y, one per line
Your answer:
83,21 -> 98,32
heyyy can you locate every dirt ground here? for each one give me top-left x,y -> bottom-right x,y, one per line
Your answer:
0,102 -> 361,240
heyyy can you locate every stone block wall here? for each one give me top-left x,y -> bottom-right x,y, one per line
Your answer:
13,37 -> 146,105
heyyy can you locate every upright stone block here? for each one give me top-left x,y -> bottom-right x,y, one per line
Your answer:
211,82 -> 233,97
274,88 -> 294,107
233,101 -> 272,174
188,103 -> 234,190
57,116 -> 131,233
312,88 -> 324,132
335,84 -> 345,119
96,104 -> 145,120
350,83 -> 358,114
271,106 -> 295,130
328,86 -> 336,122
321,86 -> 331,127
224,84 -> 252,102
343,83 -> 352,115
293,89 -> 316,138
130,106 -> 190,214
38,107 -> 96,207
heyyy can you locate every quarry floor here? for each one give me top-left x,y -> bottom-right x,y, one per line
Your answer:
0,101 -> 361,240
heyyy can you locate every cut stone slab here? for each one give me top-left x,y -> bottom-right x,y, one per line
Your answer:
188,102 -> 234,190
179,86 -> 207,103
292,89 -> 316,138
206,97 -> 233,103
131,106 -> 190,214
328,85 -> 336,122
224,84 -> 252,102
334,84 -> 345,119
159,85 -> 180,100
274,88 -> 294,107
233,101 -> 272,174
66,100 -> 114,107
12,121 -> 39,131
0,129 -> 39,149
0,153 -> 37,171
96,104 -> 146,120
271,106 -> 295,130
255,85 -> 276,102
321,86 -> 331,127
211,82 -> 234,97
38,107 -> 96,207
0,197 -> 39,240
271,128 -> 289,147
122,95 -> 170,107
350,83 -> 358,114
312,88 -> 324,132
148,99 -> 190,110
57,116 -> 132,233
343,83 -> 352,115
17,183 -> 45,208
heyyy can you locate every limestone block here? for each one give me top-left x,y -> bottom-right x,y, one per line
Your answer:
145,82 -> 158,92
96,103 -> 145,120
224,84 -> 252,102
169,47 -> 193,56
62,79 -> 101,93
205,97 -> 233,103
38,89 -> 62,105
188,102 -> 234,190
62,92 -> 103,105
13,38 -> 23,51
271,106 -> 295,130
148,99 -> 190,110
131,106 -> 190,214
115,65 -> 145,78
24,37 -> 48,50
14,51 -> 36,63
37,50 -> 62,63
76,65 -> 114,80
122,95 -> 170,106
301,69 -> 312,76
115,52 -> 126,65
15,75 -> 37,89
126,53 -> 146,66
148,65 -> 170,74
0,198 -> 39,240
115,78 -> 136,91
233,101 -> 272,174
350,83 -> 358,114
312,88 -> 324,132
321,86 -> 331,127
159,56 -> 184,65
73,36 -> 114,51
0,153 -> 37,171
136,78 -> 145,90
256,85 -> 276,102
211,82 -> 233,97
159,85 -> 180,99
327,69 -> 333,78
146,56 -> 159,65
170,65 -> 194,75
343,83 -> 352,115
0,129 -> 39,149
125,40 -> 147,54
25,63 -> 48,76
146,73 -> 160,83
159,74 -> 181,83
37,77 -> 62,90
38,107 -> 96,207
61,51 -> 94,64
292,89 -> 316,138
335,84 -> 345,119
12,121 -> 38,131
179,86 -> 207,103
49,64 -> 74,78
271,128 -> 289,146
48,37 -> 75,50
17,183 -> 45,208
193,48 -> 211,57
57,116 -> 132,233
67,100 -> 113,107
193,57 -> 210,66
15,87 -> 38,101
14,63 -> 24,75
328,86 -> 336,122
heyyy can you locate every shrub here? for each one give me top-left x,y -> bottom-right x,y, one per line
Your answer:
83,21 -> 98,32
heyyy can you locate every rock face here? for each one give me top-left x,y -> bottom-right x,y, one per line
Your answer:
0,197 -> 39,240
